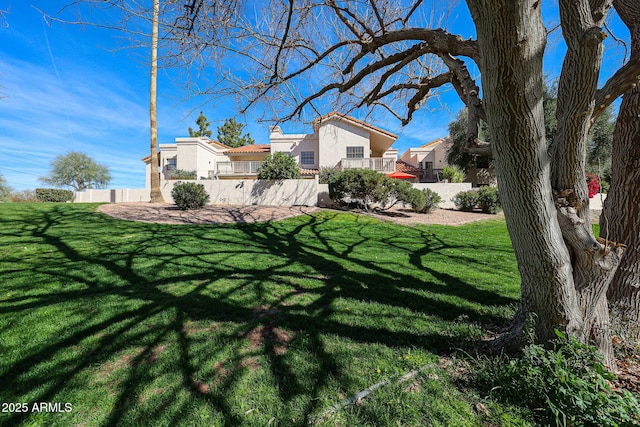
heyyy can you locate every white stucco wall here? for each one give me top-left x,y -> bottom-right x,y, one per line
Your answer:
161,179 -> 318,206
412,183 -> 471,209
270,132 -> 319,169
75,189 -> 151,203
318,120 -> 370,168
173,138 -> 221,178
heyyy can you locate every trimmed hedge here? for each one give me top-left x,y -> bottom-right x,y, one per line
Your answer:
171,182 -> 209,210
452,190 -> 479,211
169,169 -> 197,180
477,186 -> 501,214
452,187 -> 501,214
35,188 -> 74,202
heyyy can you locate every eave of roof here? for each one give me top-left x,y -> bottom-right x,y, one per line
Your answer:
313,112 -> 398,140
224,144 -> 271,154
419,136 -> 451,148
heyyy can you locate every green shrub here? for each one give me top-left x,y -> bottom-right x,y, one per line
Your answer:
35,188 -> 74,202
442,165 -> 465,183
422,188 -> 442,213
471,330 -> 640,427
401,187 -> 427,213
171,182 -> 209,210
477,186 -> 501,214
257,152 -> 301,180
452,190 -> 478,211
329,169 -> 394,211
319,166 -> 341,184
169,169 -> 197,180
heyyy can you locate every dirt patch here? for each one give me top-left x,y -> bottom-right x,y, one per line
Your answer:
359,206 -> 504,226
98,202 -> 503,226
98,203 -> 318,225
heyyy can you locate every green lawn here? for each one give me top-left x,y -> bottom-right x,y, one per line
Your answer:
0,203 -> 524,426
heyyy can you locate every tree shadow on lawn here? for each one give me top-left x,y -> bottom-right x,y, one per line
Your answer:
0,204 -> 518,426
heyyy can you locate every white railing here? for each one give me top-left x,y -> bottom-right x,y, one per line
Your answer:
338,158 -> 396,172
215,161 -> 263,176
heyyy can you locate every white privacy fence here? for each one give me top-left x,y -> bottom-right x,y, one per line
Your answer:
76,180 -> 318,206
160,179 -> 318,206
76,182 -> 608,211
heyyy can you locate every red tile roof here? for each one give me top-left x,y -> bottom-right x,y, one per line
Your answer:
300,169 -> 319,175
396,160 -> 422,175
313,112 -> 398,139
224,144 -> 271,154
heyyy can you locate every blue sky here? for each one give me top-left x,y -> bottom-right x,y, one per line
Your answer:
0,1 -> 630,191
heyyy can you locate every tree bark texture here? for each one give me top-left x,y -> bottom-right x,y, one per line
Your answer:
551,0 -> 622,368
602,0 -> 640,339
467,1 -> 623,365
467,0 -> 582,345
149,0 -> 164,203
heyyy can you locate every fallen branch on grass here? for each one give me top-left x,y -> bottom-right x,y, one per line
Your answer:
320,364 -> 433,416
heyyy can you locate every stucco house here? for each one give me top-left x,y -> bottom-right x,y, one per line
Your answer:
398,136 -> 452,182
144,112 -> 400,184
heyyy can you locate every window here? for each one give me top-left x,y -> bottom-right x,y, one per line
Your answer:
300,151 -> 314,165
346,146 -> 364,159
166,158 -> 177,171
425,162 -> 433,170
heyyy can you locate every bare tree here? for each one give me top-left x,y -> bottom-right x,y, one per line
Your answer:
172,0 -> 640,365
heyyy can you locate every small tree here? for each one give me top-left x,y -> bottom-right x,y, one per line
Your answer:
442,165 -> 465,183
0,173 -> 12,201
40,152 -> 111,192
217,118 -> 255,148
188,111 -> 213,138
257,152 -> 301,180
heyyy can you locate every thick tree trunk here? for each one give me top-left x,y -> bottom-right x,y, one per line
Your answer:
149,0 -> 165,203
603,0 -> 640,340
550,0 -> 622,368
467,0 -> 622,366
467,1 -> 582,345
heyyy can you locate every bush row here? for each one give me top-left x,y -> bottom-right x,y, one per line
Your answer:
35,188 -> 74,202
326,168 -> 441,213
168,169 -> 197,180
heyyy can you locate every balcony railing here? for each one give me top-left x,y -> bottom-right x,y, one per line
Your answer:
338,158 -> 396,172
422,168 -> 444,182
214,161 -> 263,176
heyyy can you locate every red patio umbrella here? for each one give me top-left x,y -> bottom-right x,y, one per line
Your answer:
387,171 -> 416,179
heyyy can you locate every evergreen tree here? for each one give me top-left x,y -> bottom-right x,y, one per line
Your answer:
217,118 -> 254,148
188,111 -> 213,138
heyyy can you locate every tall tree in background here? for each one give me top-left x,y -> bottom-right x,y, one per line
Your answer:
188,111 -> 212,137
447,88 -> 615,183
0,172 -> 12,201
602,0 -> 640,339
174,0 -> 640,365
217,118 -> 254,148
148,0 -> 164,203
40,151 -> 111,191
